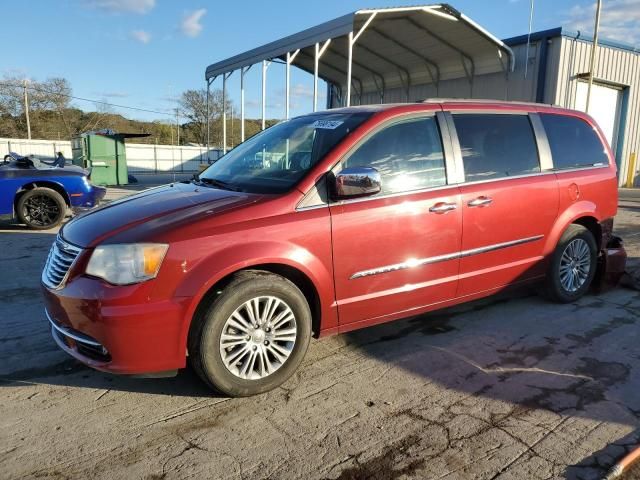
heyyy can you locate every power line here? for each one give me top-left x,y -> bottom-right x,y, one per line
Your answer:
0,80 -> 176,117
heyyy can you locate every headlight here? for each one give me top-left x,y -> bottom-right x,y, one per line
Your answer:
86,243 -> 168,285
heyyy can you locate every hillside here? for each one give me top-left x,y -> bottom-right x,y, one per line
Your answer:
0,108 -> 278,147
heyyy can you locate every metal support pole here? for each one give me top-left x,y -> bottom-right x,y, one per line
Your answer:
206,78 -> 211,156
314,43 -> 319,111
346,12 -> 377,107
261,60 -> 270,130
347,32 -> 353,107
524,0 -> 534,79
313,40 -> 331,112
586,0 -> 602,112
240,67 -> 247,142
23,80 -> 31,140
223,73 -> 227,154
222,72 -> 233,154
286,50 -> 300,120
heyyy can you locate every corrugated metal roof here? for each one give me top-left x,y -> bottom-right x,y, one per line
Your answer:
205,4 -> 514,92
503,27 -> 640,55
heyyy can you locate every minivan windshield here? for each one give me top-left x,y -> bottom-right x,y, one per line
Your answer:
199,112 -> 372,194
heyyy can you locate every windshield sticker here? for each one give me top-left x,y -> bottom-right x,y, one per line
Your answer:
312,120 -> 344,129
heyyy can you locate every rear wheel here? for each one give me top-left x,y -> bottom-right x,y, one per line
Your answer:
188,271 -> 312,397
16,187 -> 66,230
545,224 -> 597,303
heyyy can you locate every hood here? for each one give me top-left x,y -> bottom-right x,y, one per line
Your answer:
61,182 -> 261,247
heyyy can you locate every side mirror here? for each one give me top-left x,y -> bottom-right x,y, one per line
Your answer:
332,166 -> 381,200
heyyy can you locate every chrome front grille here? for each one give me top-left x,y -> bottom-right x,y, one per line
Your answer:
42,236 -> 82,289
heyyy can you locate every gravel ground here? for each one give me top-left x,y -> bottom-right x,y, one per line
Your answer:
0,187 -> 639,480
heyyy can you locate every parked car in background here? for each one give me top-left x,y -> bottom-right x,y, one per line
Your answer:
42,100 -> 624,397
1,152 -> 106,229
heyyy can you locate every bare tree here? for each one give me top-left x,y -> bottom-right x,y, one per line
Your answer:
179,88 -> 231,146
0,75 -> 73,137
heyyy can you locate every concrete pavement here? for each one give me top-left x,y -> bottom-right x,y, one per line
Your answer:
0,190 -> 639,480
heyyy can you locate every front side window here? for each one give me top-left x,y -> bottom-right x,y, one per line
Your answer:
200,112 -> 371,194
453,114 -> 540,182
540,114 -> 609,170
341,117 -> 447,195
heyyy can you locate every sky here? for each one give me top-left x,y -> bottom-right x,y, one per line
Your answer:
2,0 -> 639,123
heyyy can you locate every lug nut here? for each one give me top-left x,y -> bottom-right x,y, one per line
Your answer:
252,345 -> 257,351
245,335 -> 251,341
264,340 -> 269,346
265,327 -> 271,333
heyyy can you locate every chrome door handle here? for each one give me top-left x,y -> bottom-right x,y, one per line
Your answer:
429,202 -> 457,213
468,196 -> 493,207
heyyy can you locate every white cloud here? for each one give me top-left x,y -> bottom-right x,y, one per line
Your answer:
82,0 -> 155,14
566,0 -> 640,45
180,9 -> 206,38
130,29 -> 151,44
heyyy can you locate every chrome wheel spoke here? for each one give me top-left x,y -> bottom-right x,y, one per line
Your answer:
271,310 -> 295,330
221,332 -> 247,348
263,297 -> 280,325
219,295 -> 297,380
273,327 -> 297,342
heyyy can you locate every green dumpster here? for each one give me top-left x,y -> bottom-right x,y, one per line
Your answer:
71,130 -> 149,186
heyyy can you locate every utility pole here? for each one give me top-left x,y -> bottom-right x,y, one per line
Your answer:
175,108 -> 180,146
23,80 -> 31,140
586,0 -> 602,112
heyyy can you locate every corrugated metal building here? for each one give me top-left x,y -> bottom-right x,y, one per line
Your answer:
331,27 -> 640,187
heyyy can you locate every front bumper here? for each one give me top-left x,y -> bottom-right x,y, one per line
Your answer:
42,278 -> 190,375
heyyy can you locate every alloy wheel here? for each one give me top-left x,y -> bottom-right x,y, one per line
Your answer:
559,238 -> 591,293
23,194 -> 61,227
219,296 -> 297,380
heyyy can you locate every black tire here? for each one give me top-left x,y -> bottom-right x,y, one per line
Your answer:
545,224 -> 598,303
188,271 -> 312,397
16,187 -> 67,230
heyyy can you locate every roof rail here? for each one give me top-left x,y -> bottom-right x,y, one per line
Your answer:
420,98 -> 558,107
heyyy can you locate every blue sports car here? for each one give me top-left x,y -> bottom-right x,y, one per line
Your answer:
0,152 -> 106,229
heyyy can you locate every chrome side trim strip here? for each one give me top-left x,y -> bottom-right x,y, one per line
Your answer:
350,251 -> 460,279
349,234 -> 544,280
46,309 -> 103,347
458,235 -> 544,258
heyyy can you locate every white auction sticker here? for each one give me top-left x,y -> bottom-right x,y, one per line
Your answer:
311,120 -> 344,129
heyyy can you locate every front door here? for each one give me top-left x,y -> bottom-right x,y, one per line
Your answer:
330,115 -> 462,328
448,112 -> 559,297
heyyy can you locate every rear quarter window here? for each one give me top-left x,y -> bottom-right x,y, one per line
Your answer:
540,114 -> 609,170
452,114 -> 540,182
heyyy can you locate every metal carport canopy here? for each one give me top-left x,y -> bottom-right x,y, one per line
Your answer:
204,4 -> 514,151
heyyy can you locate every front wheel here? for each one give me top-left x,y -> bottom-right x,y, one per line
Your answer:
188,271 -> 312,397
545,224 -> 597,303
16,187 -> 66,230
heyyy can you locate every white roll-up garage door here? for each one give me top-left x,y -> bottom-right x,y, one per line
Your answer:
574,81 -> 622,154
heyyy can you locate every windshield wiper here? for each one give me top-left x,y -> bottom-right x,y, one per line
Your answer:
199,177 -> 241,192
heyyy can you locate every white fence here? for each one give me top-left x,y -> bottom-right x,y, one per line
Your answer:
0,138 -> 222,174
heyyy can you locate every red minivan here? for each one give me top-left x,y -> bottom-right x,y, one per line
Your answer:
42,100 -> 624,396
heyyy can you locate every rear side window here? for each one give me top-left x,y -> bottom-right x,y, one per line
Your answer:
453,114 -> 540,182
343,117 -> 446,194
540,114 -> 608,169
